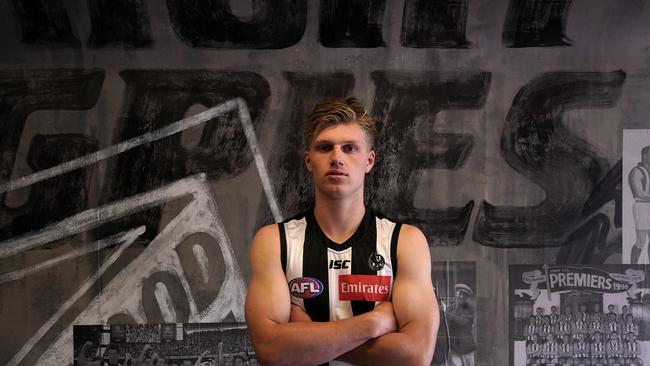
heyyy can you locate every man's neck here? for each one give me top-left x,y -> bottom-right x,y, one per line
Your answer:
313,193 -> 366,244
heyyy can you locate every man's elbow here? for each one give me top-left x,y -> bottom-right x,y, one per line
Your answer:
253,344 -> 291,366
405,334 -> 437,366
404,348 -> 435,366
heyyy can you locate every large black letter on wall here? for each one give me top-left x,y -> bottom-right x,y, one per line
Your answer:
474,71 -> 626,248
367,71 -> 491,246
166,0 -> 307,49
502,0 -> 573,47
0,69 -> 104,239
319,0 -> 386,47
86,0 -> 153,48
99,70 -> 270,238
11,0 -> 80,46
400,0 -> 470,48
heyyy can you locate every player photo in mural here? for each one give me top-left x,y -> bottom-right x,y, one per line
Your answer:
74,323 -> 255,365
432,261 -> 477,366
510,265 -> 649,366
624,129 -> 650,264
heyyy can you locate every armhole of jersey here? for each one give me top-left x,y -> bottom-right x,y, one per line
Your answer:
278,223 -> 287,274
390,222 -> 401,276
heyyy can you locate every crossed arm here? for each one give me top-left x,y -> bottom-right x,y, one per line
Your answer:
244,224 -> 439,366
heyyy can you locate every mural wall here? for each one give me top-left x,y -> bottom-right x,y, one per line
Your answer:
0,0 -> 648,364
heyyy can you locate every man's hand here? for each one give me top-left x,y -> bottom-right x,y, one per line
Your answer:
371,302 -> 398,337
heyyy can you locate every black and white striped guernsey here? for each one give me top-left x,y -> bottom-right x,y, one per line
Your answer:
279,208 -> 401,323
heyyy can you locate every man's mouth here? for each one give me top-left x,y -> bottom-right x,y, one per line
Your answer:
326,170 -> 348,176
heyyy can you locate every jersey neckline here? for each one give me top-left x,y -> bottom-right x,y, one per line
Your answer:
306,207 -> 374,251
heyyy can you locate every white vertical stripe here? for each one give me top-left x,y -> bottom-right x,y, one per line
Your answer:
236,98 -> 282,222
375,218 -> 396,306
284,218 -> 307,311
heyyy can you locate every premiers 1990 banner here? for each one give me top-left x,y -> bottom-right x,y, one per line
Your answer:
509,265 -> 650,366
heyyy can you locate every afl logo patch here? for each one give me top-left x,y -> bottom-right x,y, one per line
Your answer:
289,277 -> 323,299
368,252 -> 385,271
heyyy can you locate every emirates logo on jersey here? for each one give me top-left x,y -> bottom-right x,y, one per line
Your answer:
289,277 -> 323,299
338,274 -> 391,301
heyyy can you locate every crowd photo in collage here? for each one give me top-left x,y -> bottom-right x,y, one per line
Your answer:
73,323 -> 256,366
524,303 -> 642,366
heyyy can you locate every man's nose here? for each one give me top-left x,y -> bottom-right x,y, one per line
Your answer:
330,146 -> 342,162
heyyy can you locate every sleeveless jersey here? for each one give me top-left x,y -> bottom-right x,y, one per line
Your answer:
280,209 -> 401,322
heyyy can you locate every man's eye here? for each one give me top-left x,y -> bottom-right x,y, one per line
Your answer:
343,145 -> 359,152
315,145 -> 331,152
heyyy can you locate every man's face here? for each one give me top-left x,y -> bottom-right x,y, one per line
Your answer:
304,123 -> 374,199
642,147 -> 650,162
622,305 -> 629,313
551,306 -> 557,314
456,290 -> 469,302
608,305 -> 615,312
536,307 -> 543,316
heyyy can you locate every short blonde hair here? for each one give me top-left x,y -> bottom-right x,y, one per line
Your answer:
303,97 -> 377,150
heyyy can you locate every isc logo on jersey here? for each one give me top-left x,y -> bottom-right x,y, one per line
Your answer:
289,277 -> 324,299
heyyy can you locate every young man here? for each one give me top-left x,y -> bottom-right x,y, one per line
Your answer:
628,146 -> 650,264
245,97 -> 439,365
525,333 -> 543,366
444,283 -> 477,366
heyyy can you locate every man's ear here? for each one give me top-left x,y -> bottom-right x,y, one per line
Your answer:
304,151 -> 313,172
365,150 -> 375,173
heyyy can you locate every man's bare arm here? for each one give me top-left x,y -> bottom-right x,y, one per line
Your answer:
245,224 -> 397,366
629,168 -> 650,201
338,224 -> 439,366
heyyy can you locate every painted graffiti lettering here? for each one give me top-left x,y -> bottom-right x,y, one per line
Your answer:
9,0 -> 580,48
0,69 -> 104,240
502,0 -> 573,47
400,0 -> 470,48
367,71 -> 491,245
86,0 -> 153,48
167,0 -> 308,49
99,70 -> 270,240
474,71 -> 626,248
319,0 -> 387,48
